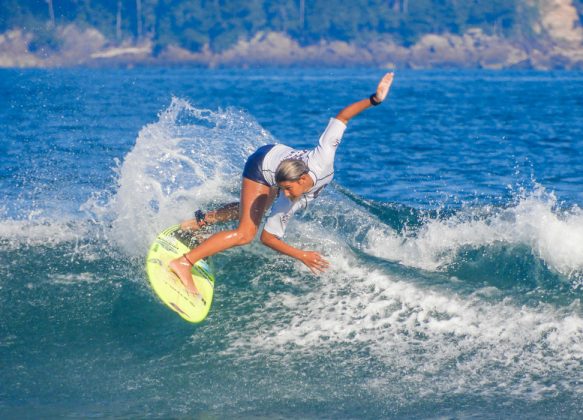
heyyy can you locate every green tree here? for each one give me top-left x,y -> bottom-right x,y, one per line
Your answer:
0,0 -> 537,54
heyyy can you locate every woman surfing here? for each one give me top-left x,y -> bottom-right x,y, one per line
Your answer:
170,72 -> 395,294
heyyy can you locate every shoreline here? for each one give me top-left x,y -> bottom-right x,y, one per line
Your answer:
1,27 -> 583,71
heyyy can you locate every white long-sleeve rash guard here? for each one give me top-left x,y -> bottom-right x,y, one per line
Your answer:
260,118 -> 347,238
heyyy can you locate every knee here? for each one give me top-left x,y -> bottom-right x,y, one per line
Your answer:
234,227 -> 257,246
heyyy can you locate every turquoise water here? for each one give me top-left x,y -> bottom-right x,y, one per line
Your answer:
1,68 -> 582,418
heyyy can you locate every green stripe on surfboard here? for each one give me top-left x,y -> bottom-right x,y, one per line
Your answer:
146,225 -> 215,323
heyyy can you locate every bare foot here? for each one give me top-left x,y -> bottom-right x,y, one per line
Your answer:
168,256 -> 199,296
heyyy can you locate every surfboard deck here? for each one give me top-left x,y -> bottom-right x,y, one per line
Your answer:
146,225 -> 215,323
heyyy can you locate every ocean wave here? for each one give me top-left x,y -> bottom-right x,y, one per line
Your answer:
362,185 -> 583,283
227,252 -> 583,402
4,99 -> 581,295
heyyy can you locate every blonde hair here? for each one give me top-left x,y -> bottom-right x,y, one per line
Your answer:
275,159 -> 309,183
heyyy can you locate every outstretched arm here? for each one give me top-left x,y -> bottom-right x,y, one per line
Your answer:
260,230 -> 329,274
335,72 -> 394,124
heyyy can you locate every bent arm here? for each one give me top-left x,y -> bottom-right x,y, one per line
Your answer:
335,72 -> 394,124
335,98 -> 375,124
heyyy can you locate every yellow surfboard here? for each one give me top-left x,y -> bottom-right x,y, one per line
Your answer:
145,225 -> 215,323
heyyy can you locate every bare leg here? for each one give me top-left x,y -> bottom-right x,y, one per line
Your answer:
169,178 -> 277,294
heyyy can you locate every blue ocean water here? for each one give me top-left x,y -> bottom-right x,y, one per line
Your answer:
1,68 -> 582,418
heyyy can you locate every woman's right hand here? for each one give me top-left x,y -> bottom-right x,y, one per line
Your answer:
300,251 -> 330,274
374,72 -> 394,103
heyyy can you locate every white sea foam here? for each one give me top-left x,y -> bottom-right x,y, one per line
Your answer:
221,187 -> 583,401
365,186 -> 583,280
0,217 -> 87,249
229,248 -> 583,401
50,272 -> 99,284
82,97 -> 274,256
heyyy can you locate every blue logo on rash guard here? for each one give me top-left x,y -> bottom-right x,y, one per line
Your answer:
284,149 -> 308,160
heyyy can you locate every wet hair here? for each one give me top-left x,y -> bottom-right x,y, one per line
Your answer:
275,159 -> 309,183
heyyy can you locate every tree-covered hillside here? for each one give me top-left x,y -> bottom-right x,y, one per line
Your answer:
0,0 -> 531,53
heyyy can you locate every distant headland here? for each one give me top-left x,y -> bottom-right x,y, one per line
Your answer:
1,0 -> 582,69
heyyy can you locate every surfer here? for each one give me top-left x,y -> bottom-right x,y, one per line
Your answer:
170,72 -> 394,294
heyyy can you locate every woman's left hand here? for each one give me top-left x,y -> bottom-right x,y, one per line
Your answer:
374,72 -> 394,103
300,251 -> 330,274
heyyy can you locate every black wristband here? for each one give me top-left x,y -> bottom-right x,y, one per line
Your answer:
194,209 -> 207,227
369,93 -> 381,106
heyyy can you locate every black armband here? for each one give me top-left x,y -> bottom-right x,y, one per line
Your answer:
369,93 -> 381,106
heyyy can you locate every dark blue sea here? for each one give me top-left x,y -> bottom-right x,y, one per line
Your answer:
1,68 -> 582,418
